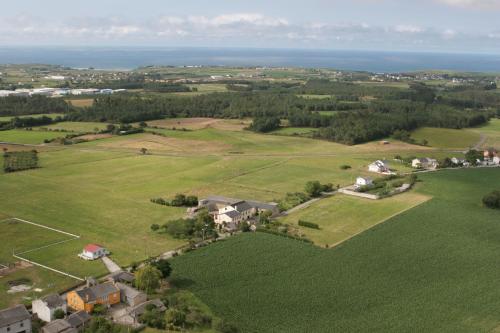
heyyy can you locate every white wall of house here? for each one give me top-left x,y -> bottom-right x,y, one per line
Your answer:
32,300 -> 67,323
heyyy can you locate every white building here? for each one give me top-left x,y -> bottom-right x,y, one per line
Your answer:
412,158 -> 439,169
494,156 -> 500,165
368,160 -> 390,173
355,177 -> 373,188
78,244 -> 109,260
32,294 -> 67,323
0,305 -> 32,333
214,201 -> 256,231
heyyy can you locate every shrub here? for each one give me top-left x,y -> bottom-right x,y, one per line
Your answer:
53,308 -> 65,320
340,165 -> 351,170
483,191 -> 500,209
298,220 -> 320,229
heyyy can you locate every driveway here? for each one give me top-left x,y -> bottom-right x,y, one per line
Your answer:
102,256 -> 121,273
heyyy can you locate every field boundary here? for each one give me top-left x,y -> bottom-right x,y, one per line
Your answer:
1,217 -> 84,281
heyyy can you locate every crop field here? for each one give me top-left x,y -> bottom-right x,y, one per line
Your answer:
65,98 -> 94,108
40,121 -> 109,133
280,191 -> 430,247
171,168 -> 500,333
410,127 -> 481,149
144,117 -> 249,131
0,129 -> 63,144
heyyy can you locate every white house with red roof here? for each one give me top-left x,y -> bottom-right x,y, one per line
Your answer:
78,244 -> 109,260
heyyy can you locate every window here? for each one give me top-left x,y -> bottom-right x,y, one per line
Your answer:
20,322 -> 24,327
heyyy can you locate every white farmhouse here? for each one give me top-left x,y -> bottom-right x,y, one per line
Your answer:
493,156 -> 500,165
368,160 -> 390,173
214,201 -> 256,231
78,244 -> 109,261
412,158 -> 439,169
355,177 -> 373,188
32,294 -> 67,323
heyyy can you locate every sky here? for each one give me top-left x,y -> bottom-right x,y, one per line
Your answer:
1,0 -> 500,53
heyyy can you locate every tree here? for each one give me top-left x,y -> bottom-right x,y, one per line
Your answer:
165,308 -> 187,327
150,224 -> 160,232
135,264 -> 162,294
53,308 -> 65,319
92,304 -> 106,316
305,181 -> 322,197
140,148 -> 148,155
483,191 -> 500,209
151,259 -> 172,279
465,149 -> 483,165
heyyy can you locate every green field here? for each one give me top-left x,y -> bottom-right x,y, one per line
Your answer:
471,118 -> 500,148
410,127 -> 481,149
280,191 -> 430,247
270,127 -> 317,137
171,168 -> 500,332
40,121 -> 109,133
0,129 -> 63,144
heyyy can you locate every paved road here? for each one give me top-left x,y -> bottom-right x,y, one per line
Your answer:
102,256 -> 121,273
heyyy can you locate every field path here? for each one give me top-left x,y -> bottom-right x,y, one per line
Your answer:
471,133 -> 487,151
102,256 -> 121,273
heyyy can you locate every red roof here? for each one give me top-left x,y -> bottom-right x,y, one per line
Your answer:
84,244 -> 104,253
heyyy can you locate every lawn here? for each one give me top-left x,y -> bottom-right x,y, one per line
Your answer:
0,129 -> 63,144
279,191 -> 430,247
410,127 -> 481,149
171,168 -> 500,333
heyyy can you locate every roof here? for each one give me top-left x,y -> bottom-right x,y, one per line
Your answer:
84,244 -> 104,253
115,282 -> 143,299
75,282 -> 119,302
128,299 -> 166,318
42,319 -> 77,333
66,311 -> 91,328
41,293 -> 65,308
224,210 -> 241,219
0,305 -> 30,327
357,176 -> 372,182
109,270 -> 135,283
233,201 -> 254,213
201,196 -> 278,212
370,160 -> 389,167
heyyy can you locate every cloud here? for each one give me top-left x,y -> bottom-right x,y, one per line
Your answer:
436,0 -> 500,9
0,13 -> 499,52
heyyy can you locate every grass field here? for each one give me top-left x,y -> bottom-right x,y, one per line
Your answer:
270,127 -> 317,137
410,127 -> 481,149
471,118 -> 500,148
40,121 -> 109,133
280,191 -> 430,247
171,168 -> 500,333
65,98 -> 94,107
0,129 -> 63,144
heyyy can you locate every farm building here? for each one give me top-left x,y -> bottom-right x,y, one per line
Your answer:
115,283 -> 147,307
484,148 -> 498,161
0,305 -> 31,333
108,271 -> 135,284
126,299 -> 166,324
199,196 -> 279,231
67,281 -> 120,313
65,311 -> 90,331
356,177 -> 373,188
41,319 -> 76,333
32,294 -> 67,322
78,244 -> 109,260
368,160 -> 390,173
412,158 -> 439,170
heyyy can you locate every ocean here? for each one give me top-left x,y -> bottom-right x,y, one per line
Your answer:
0,47 -> 499,73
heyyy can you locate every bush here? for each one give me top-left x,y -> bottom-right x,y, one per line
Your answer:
53,308 -> 65,320
214,319 -> 239,333
340,164 -> 351,170
298,220 -> 320,229
150,224 -> 160,232
483,191 -> 500,209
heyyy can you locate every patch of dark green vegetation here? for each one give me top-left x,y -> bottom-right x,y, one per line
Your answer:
3,150 -> 39,172
171,169 -> 500,333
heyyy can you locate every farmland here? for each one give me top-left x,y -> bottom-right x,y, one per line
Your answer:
0,129 -> 63,144
171,168 -> 500,333
410,127 -> 481,149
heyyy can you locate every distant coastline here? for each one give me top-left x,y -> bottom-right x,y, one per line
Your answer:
0,47 -> 500,73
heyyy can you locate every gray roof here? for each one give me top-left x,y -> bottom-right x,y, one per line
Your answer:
224,210 -> 241,219
0,305 -> 30,327
115,282 -> 143,299
246,200 -> 279,211
201,196 -> 278,212
233,201 -> 253,213
42,319 -> 77,333
109,271 -> 135,283
66,311 -> 91,328
128,299 -> 166,318
41,294 -> 65,308
75,282 -> 119,302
